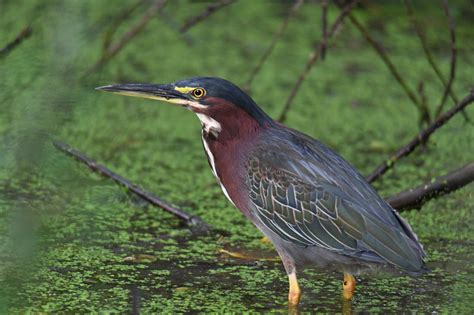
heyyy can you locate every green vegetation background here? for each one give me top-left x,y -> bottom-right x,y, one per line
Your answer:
0,0 -> 473,313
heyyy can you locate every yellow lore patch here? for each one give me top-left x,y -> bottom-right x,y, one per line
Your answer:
174,86 -> 196,94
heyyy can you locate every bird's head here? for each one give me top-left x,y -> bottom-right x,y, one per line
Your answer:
97,77 -> 274,140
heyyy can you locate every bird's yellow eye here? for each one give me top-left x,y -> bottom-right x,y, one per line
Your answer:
192,88 -> 206,99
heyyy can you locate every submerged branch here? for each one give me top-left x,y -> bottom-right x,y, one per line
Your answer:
0,26 -> 32,58
368,90 -> 474,183
53,140 -> 210,235
244,0 -> 304,92
387,162 -> 474,211
179,0 -> 236,33
278,0 -> 360,123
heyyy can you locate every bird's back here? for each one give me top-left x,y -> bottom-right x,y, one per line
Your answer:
246,125 -> 426,274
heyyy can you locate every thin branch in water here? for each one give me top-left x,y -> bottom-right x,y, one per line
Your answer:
105,0 -> 167,57
159,11 -> 195,46
278,0 -> 360,123
367,89 -> 474,183
53,140 -> 210,235
321,0 -> 329,60
86,0 -> 167,75
404,0 -> 458,106
417,81 -> 429,147
387,161 -> 474,211
102,0 -> 146,53
179,0 -> 236,33
435,0 -> 457,117
244,0 -> 304,92
341,4 -> 431,126
0,26 -> 32,58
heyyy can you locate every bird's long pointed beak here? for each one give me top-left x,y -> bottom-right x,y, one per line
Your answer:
96,83 -> 190,106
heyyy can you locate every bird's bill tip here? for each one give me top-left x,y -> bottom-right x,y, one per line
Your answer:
95,83 -> 154,93
95,85 -> 116,92
95,85 -> 111,90
95,84 -> 154,99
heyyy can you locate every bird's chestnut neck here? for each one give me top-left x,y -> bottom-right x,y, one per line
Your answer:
193,97 -> 274,142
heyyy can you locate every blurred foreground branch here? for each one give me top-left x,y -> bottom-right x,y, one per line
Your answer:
53,140 -> 210,235
278,0 -> 360,122
86,0 -> 167,75
0,26 -> 32,59
244,0 -> 304,91
180,0 -> 236,33
368,90 -> 474,183
387,162 -> 474,211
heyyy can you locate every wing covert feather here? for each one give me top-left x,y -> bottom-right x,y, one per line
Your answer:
246,145 -> 425,272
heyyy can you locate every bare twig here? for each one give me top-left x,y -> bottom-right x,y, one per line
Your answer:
159,11 -> 195,46
417,81 -> 429,147
341,4 -> 431,126
102,0 -> 146,53
435,0 -> 457,117
321,0 -> 329,60
368,90 -> 474,183
404,0 -> 458,106
278,0 -> 360,122
0,26 -> 32,58
387,162 -> 474,211
244,0 -> 304,91
179,0 -> 236,33
86,0 -> 167,75
53,140 -> 210,235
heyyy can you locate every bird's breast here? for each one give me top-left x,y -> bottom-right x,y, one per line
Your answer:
200,132 -> 253,214
201,135 -> 236,207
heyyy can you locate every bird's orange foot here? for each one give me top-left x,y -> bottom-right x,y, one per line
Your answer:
218,248 -> 253,260
260,236 -> 272,245
288,272 -> 301,307
342,273 -> 356,300
218,248 -> 280,261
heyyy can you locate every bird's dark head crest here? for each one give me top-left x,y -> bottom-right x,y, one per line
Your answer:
172,77 -> 272,126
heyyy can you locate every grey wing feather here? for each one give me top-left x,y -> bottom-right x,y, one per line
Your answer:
246,128 -> 426,273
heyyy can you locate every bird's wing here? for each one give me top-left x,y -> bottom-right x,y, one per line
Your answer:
246,131 -> 425,272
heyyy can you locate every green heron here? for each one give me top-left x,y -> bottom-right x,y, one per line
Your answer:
97,77 -> 426,307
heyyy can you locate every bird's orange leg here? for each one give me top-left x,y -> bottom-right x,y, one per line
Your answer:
342,273 -> 356,300
276,249 -> 301,309
288,271 -> 301,307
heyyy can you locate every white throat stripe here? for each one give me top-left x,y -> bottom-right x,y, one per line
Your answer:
196,113 -> 222,135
